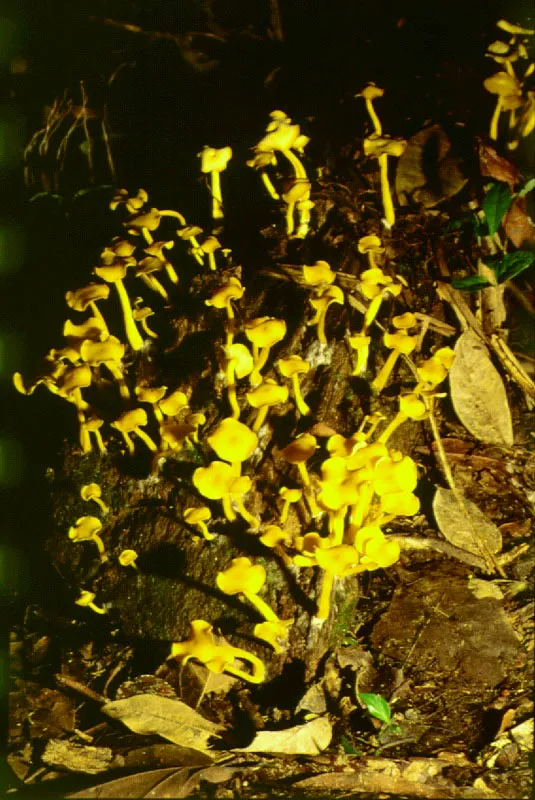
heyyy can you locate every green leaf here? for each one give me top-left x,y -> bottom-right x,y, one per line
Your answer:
494,251 -> 535,282
482,182 -> 513,236
452,275 -> 493,292
358,693 -> 392,724
340,735 -> 358,754
518,177 -> 535,198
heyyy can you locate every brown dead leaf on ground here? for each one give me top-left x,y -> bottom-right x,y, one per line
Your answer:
478,141 -> 521,189
449,330 -> 514,446
102,694 -> 221,751
235,716 -> 332,755
433,486 -> 502,557
504,196 -> 535,248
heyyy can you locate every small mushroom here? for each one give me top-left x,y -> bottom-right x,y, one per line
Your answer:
244,317 -> 287,386
93,263 -> 144,351
277,355 -> 311,415
207,417 -> 258,475
183,506 -> 214,540
246,378 -> 289,432
80,483 -> 109,514
119,549 -> 139,569
68,516 -> 107,561
198,145 -> 232,219
75,590 -> 106,614
111,408 -> 158,454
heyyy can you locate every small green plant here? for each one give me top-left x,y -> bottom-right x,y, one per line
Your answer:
358,692 -> 401,738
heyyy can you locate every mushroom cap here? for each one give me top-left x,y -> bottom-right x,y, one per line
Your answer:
246,379 -> 289,409
380,490 -> 420,516
302,261 -> 335,286
94,264 -> 128,282
257,119 -> 301,152
247,150 -> 277,169
135,385 -> 168,404
184,506 -> 212,525
119,549 -> 138,566
363,134 -> 407,158
80,336 -> 125,365
69,515 -> 103,541
417,357 -> 448,387
207,417 -> 258,463
260,524 -> 292,547
281,179 -> 311,203
358,84 -> 384,101
127,208 -> 162,231
348,333 -> 371,351
281,433 -> 318,463
279,486 -> 303,502
244,317 -> 287,349
357,235 -> 384,254
111,407 -> 149,432
177,225 -> 203,240
80,483 -> 102,502
254,619 -> 291,652
216,556 -> 266,595
315,544 -> 360,576
200,236 -> 221,255
58,364 -> 92,394
75,590 -> 98,607
398,393 -> 427,420
373,452 -> 418,495
159,389 -> 189,417
136,256 -> 164,276
309,284 -> 344,312
224,344 -> 254,379
193,460 -> 235,499
63,317 -> 108,343
345,441 -> 388,471
433,347 -> 456,370
483,71 -> 522,97
66,283 -> 110,310
144,240 -> 174,258
199,145 -> 232,173
392,312 -> 418,330
206,277 -> 244,309
278,355 -> 310,378
383,330 -> 418,355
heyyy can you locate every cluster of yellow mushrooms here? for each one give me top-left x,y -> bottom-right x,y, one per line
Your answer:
15,93 -> 457,685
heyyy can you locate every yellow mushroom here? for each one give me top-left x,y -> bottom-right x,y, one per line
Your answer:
68,516 -> 107,561
183,506 -> 214,540
246,378 -> 289,432
135,257 -> 170,302
176,225 -> 205,266
119,549 -> 139,569
377,393 -> 428,444
200,235 -> 222,272
246,149 -> 280,200
207,417 -> 258,475
193,460 -> 237,521
198,145 -> 232,219
357,235 -> 384,269
371,322 -> 418,394
302,260 -> 336,287
278,486 -> 303,525
170,619 -> 265,684
282,178 -> 312,236
65,283 -> 110,331
217,557 -> 290,642
206,277 -> 245,345
314,544 -> 363,620
280,433 -> 320,517
244,317 -> 287,386
80,483 -> 109,514
144,240 -> 178,284
277,355 -> 311,415
93,263 -> 144,351
135,384 -> 168,425
110,188 -> 148,213
111,408 -> 158,454
132,298 -> 159,338
308,285 -> 344,344
80,337 -> 130,401
75,589 -> 106,614
222,343 -> 254,419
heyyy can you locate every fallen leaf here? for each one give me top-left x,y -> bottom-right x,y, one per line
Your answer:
504,197 -> 535,248
102,694 -> 221,751
478,141 -> 521,190
449,330 -> 514,446
295,684 -> 327,716
235,716 -> 332,755
42,739 -> 115,775
468,578 -> 505,600
66,764 -> 237,799
433,487 -> 502,557
395,124 -> 467,208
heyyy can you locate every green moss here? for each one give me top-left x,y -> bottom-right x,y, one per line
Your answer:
330,596 -> 359,647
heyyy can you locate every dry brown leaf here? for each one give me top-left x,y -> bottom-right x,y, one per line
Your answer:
478,141 -> 520,190
66,763 -> 237,799
468,577 -> 505,600
102,694 -> 221,751
395,124 -> 467,208
235,716 -> 332,755
293,756 -> 460,797
433,487 -> 502,557
449,330 -> 513,446
504,197 -> 535,248
295,684 -> 327,716
42,739 -> 115,775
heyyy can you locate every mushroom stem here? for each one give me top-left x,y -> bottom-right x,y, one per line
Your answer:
224,651 -> 265,684
365,98 -> 382,135
489,96 -> 504,140
378,153 -> 395,227
252,405 -> 269,433
371,349 -> 400,393
316,571 -> 334,620
226,362 -> 241,419
114,280 -> 144,351
222,494 -> 237,521
135,427 -> 158,451
261,172 -> 280,199
244,592 -> 279,622
233,496 -> 259,529
281,148 -> 306,180
211,171 -> 223,219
